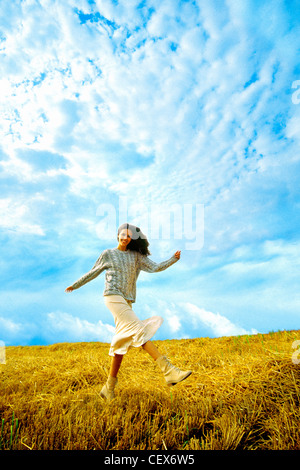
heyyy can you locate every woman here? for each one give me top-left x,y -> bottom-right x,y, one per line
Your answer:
65,223 -> 192,401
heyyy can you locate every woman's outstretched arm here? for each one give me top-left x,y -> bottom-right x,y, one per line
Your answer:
139,250 -> 181,273
65,251 -> 107,292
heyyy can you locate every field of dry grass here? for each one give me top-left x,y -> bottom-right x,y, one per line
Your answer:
1,329 -> 299,450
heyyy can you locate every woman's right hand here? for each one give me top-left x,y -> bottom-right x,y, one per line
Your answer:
65,286 -> 74,293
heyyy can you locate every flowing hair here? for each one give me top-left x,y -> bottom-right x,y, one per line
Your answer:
117,223 -> 151,256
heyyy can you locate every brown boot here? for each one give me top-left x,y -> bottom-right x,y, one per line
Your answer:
99,376 -> 118,401
156,356 -> 192,386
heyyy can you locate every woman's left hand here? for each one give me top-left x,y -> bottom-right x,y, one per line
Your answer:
174,251 -> 181,259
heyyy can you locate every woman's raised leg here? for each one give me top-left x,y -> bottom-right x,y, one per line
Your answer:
143,340 -> 192,386
142,340 -> 161,360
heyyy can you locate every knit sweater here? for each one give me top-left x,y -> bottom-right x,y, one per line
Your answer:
71,248 -> 178,302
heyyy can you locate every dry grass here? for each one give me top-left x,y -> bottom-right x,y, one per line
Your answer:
1,330 -> 300,450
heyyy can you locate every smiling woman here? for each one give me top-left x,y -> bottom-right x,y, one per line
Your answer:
117,223 -> 151,255
65,223 -> 191,401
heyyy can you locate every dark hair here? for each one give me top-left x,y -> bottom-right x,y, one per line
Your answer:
117,223 -> 151,256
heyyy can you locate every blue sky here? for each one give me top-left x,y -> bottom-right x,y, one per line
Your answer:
1,0 -> 300,346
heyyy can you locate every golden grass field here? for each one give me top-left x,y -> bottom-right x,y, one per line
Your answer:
1,329 -> 299,450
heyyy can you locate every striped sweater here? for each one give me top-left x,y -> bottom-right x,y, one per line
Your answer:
71,248 -> 178,302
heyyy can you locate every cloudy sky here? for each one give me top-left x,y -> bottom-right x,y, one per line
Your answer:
1,0 -> 300,346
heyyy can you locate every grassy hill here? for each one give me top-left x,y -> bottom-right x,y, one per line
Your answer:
1,330 -> 300,450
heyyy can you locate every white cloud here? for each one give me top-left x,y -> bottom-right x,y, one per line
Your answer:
182,302 -> 258,337
0,316 -> 22,334
0,197 -> 45,235
141,297 -> 257,340
0,309 -> 115,346
164,308 -> 182,335
46,311 -> 114,343
0,316 -> 32,346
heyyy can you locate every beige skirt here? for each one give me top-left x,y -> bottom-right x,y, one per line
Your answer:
104,294 -> 163,356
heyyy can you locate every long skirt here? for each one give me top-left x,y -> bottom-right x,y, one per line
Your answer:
104,294 -> 163,357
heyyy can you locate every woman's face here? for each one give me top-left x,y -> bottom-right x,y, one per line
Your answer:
118,228 -> 133,249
